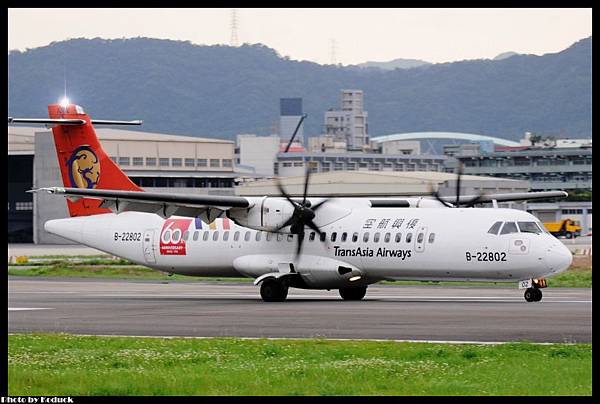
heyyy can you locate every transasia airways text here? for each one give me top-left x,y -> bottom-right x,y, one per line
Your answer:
333,246 -> 412,260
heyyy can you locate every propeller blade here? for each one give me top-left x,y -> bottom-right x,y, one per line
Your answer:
294,232 -> 305,262
275,178 -> 300,208
311,198 -> 330,211
302,168 -> 311,206
428,182 -> 453,208
464,192 -> 486,208
283,113 -> 307,153
273,215 -> 298,232
455,163 -> 463,208
306,219 -> 324,237
434,192 -> 454,208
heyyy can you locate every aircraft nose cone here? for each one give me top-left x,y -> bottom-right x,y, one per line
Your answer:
546,242 -> 573,275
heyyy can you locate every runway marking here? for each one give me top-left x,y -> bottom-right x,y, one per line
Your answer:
8,307 -> 53,311
86,293 -> 591,303
7,332 -> 578,346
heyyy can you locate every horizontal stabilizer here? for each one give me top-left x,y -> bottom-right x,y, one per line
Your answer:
8,117 -> 142,126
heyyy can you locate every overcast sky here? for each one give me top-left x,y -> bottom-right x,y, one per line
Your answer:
8,8 -> 592,65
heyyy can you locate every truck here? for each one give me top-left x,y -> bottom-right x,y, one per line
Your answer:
543,219 -> 582,238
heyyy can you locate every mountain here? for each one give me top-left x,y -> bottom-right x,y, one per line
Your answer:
7,37 -> 591,141
353,58 -> 431,70
493,51 -> 519,61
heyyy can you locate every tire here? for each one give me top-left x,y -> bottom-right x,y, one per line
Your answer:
524,288 -> 535,302
260,279 -> 288,302
339,286 -> 368,301
533,288 -> 543,302
566,233 -> 573,239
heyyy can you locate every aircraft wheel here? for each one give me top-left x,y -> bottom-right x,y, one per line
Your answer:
339,286 -> 367,301
524,288 -> 541,302
260,279 -> 288,302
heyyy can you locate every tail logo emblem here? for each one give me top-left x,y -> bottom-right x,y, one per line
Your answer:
67,145 -> 100,189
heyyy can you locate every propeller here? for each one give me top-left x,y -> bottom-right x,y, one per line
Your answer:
283,113 -> 308,153
274,168 -> 330,261
431,163 -> 485,208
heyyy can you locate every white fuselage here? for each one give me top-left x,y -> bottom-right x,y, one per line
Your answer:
44,198 -> 572,289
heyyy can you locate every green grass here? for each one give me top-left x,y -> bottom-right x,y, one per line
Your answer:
8,261 -> 591,287
8,334 -> 591,396
8,263 -> 252,283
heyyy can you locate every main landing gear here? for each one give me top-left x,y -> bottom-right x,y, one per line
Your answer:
260,278 -> 289,302
339,286 -> 368,301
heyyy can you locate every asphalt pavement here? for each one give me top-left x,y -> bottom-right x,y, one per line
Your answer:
8,278 -> 591,343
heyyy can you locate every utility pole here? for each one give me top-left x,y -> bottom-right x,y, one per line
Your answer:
230,9 -> 239,47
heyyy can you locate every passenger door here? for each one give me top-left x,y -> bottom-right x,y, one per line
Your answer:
143,229 -> 156,264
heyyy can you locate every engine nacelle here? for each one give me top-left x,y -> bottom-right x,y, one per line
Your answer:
228,196 -> 297,232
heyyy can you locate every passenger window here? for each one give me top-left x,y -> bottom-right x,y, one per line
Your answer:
363,232 -> 369,242
406,233 -> 412,243
374,232 -> 380,243
193,231 -> 199,241
255,232 -> 261,242
395,233 -> 402,243
384,233 -> 391,243
341,232 -> 348,242
183,231 -> 189,241
234,231 -> 240,241
331,232 -> 337,242
428,233 -> 435,243
487,221 -> 503,235
500,222 -> 519,235
277,233 -> 283,242
266,232 -> 273,241
203,231 -> 209,241
309,232 -> 316,241
320,232 -> 327,242
287,234 -> 294,242
244,231 -> 251,241
417,233 -> 424,243
223,232 -> 230,241
518,222 -> 542,234
352,232 -> 359,242
213,231 -> 219,241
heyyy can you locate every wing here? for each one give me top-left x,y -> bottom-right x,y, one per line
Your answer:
31,187 -> 251,220
438,190 -> 568,204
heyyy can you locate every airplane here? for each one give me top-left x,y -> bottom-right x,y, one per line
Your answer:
8,101 -> 573,303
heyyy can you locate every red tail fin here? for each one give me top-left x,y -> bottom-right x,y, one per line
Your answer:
48,103 -> 142,217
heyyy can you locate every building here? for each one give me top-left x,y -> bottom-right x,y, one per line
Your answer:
236,170 -> 530,199
8,126 -> 241,244
324,90 -> 369,151
372,139 -> 421,155
275,152 -> 449,177
236,133 -> 281,176
527,201 -> 592,234
279,98 -> 304,145
451,142 -> 592,191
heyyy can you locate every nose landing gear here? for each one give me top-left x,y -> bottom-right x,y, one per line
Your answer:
524,287 -> 543,302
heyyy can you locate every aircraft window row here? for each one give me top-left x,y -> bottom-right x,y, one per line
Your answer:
185,229 -> 437,244
488,221 -> 544,235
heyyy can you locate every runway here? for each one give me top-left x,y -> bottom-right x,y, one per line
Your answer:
8,278 -> 591,343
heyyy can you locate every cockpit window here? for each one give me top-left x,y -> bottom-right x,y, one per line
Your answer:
500,221 -> 518,235
518,222 -> 542,234
488,221 -> 503,235
537,222 -> 550,234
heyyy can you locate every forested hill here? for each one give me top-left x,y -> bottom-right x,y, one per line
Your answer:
8,37 -> 591,141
